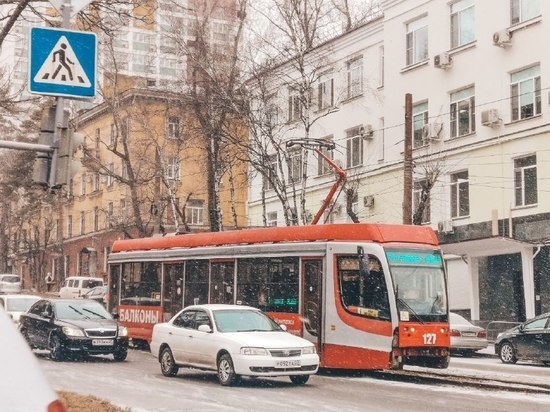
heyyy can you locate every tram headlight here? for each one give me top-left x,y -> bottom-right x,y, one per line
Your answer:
302,346 -> 316,355
241,347 -> 268,356
62,326 -> 85,337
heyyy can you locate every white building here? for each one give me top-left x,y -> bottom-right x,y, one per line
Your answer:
247,0 -> 549,326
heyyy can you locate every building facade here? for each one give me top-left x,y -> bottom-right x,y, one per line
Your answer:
247,0 -> 549,324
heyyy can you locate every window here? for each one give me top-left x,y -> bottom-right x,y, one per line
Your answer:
120,199 -> 127,222
413,101 -> 429,148
346,127 -> 363,168
67,215 -> 72,238
267,212 -> 277,227
167,117 -> 180,139
337,255 -> 390,320
93,173 -> 100,191
79,211 -> 85,235
347,58 -> 363,98
406,16 -> 428,66
511,65 -> 541,121
107,163 -> 114,187
317,137 -> 334,176
109,124 -> 115,146
288,92 -> 302,122
288,150 -> 302,183
263,155 -> 277,191
451,0 -> 475,48
186,200 -> 205,225
450,171 -> 470,218
379,46 -> 384,88
514,155 -> 537,206
95,128 -> 100,150
378,117 -> 385,161
93,207 -> 99,231
165,156 -> 181,180
80,175 -> 86,196
107,202 -> 114,228
450,86 -> 475,138
511,0 -> 540,25
413,179 -> 430,223
318,74 -> 334,110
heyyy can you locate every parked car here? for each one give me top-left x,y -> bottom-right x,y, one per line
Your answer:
0,294 -> 41,325
58,276 -> 104,299
0,274 -> 22,294
19,298 -> 128,362
495,312 -> 550,365
449,312 -> 488,355
0,306 -> 66,412
150,304 -> 319,386
82,285 -> 108,305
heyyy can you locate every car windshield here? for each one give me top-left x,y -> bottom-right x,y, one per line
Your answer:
213,309 -> 282,333
54,301 -> 111,320
1,276 -> 20,283
386,248 -> 448,322
6,298 -> 40,312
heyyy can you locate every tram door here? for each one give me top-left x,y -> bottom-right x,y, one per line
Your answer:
108,264 -> 120,313
210,261 -> 235,304
302,259 -> 323,352
163,263 -> 184,321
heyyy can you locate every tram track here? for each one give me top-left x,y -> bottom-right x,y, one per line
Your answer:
372,369 -> 550,394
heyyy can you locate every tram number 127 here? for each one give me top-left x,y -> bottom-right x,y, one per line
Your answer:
423,333 -> 437,345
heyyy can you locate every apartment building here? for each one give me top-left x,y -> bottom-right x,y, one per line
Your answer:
247,0 -> 549,324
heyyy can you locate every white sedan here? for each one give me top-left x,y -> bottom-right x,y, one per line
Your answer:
0,294 -> 41,325
150,304 -> 319,386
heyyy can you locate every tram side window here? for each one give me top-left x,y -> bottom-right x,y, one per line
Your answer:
120,262 -> 162,306
236,257 -> 299,313
184,260 -> 209,307
337,255 -> 390,320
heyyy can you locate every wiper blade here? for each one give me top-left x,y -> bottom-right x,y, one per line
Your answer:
82,308 -> 107,319
396,298 -> 425,324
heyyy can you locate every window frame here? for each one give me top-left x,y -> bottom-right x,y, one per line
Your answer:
413,179 -> 431,224
514,154 -> 538,207
451,0 -> 475,48
511,0 -> 541,25
318,74 -> 334,110
450,171 -> 470,218
413,101 -> 429,148
346,127 -> 363,169
347,57 -> 363,99
511,65 -> 541,121
406,16 -> 429,66
167,116 -> 180,139
450,86 -> 476,138
317,136 -> 334,176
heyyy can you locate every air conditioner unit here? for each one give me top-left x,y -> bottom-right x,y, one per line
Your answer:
421,122 -> 443,143
493,30 -> 512,47
481,109 -> 501,127
437,220 -> 454,234
363,195 -> 374,208
360,124 -> 374,139
434,52 -> 452,69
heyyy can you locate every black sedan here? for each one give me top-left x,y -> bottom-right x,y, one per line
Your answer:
19,298 -> 128,361
495,312 -> 550,366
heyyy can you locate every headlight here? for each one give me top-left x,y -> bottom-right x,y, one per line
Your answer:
302,346 -> 316,355
62,326 -> 85,337
118,326 -> 128,337
241,347 -> 268,356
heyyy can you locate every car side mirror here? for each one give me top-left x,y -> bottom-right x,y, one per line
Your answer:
279,324 -> 288,332
40,311 -> 52,319
112,313 -> 119,320
519,324 -> 525,332
197,324 -> 212,333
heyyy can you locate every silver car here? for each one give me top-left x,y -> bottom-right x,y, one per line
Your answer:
450,312 -> 488,355
0,294 -> 41,325
0,274 -> 22,294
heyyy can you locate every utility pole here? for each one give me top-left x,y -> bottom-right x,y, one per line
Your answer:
48,1 -> 72,187
403,93 -> 413,225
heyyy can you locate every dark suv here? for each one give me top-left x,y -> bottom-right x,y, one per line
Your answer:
19,298 -> 128,361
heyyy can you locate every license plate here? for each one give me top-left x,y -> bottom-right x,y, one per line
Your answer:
461,332 -> 477,337
92,339 -> 114,346
275,359 -> 301,368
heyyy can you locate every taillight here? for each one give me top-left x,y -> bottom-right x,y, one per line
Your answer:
48,399 -> 67,412
450,329 -> 461,337
478,330 -> 487,338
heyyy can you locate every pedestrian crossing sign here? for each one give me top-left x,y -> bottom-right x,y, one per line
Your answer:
29,27 -> 96,98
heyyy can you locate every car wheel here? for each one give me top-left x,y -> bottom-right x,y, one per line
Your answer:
289,375 -> 310,385
160,347 -> 179,377
49,335 -> 65,362
217,353 -> 239,386
113,349 -> 128,362
499,342 -> 517,364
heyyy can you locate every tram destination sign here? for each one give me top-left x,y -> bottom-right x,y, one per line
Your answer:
386,250 -> 443,267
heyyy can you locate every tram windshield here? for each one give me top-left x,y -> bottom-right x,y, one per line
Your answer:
386,248 -> 448,322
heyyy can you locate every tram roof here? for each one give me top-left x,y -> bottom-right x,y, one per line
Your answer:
111,224 -> 439,253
